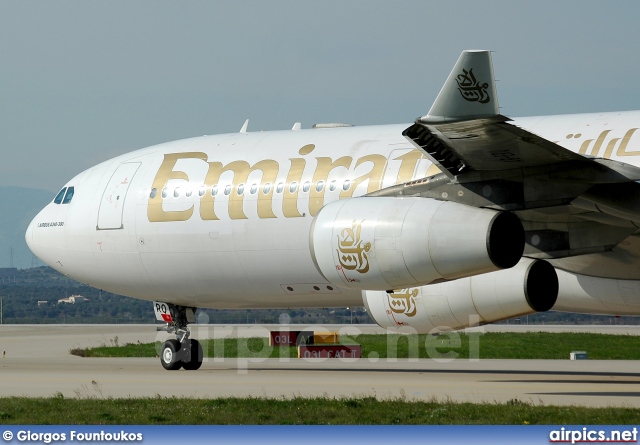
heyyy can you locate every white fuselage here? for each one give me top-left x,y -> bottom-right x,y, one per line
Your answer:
25,112 -> 640,309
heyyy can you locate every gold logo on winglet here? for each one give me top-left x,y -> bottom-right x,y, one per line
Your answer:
336,220 -> 371,274
456,68 -> 490,104
388,288 -> 419,317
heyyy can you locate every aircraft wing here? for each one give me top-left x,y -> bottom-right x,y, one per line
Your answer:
374,51 -> 640,260
403,115 -> 585,177
403,51 -> 612,177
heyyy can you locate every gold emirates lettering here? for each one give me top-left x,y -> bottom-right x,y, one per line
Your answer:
575,128 -> 638,157
148,145 -> 427,222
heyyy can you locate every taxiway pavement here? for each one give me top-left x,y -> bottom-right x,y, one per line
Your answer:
1,324 -> 639,407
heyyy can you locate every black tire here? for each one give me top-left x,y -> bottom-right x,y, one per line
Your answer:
160,339 -> 182,371
181,339 -> 203,371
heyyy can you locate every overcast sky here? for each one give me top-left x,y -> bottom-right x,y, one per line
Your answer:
2,1 -> 639,193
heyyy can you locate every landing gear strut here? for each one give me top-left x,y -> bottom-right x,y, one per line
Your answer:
154,302 -> 203,371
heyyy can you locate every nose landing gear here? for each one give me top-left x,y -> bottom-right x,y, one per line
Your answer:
160,338 -> 203,371
154,301 -> 204,371
160,339 -> 182,371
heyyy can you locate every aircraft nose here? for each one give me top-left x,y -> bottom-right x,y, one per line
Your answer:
25,209 -> 47,262
25,215 -> 35,252
25,203 -> 67,269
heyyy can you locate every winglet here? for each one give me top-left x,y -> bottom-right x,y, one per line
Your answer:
421,50 -> 499,123
239,119 -> 249,133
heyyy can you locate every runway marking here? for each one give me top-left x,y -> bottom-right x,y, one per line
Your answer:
533,392 -> 640,398
251,367 -> 640,378
490,379 -> 640,385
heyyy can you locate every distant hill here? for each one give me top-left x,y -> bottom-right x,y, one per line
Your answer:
0,186 -> 53,268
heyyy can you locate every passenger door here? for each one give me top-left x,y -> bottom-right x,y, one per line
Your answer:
97,163 -> 141,230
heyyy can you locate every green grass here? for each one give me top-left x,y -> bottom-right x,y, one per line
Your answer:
55,333 -> 640,425
0,396 -> 638,424
72,332 -> 640,360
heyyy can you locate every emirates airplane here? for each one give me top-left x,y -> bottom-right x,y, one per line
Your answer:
26,51 -> 640,370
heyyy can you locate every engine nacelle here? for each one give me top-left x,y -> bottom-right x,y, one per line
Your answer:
553,269 -> 640,315
363,258 -> 558,333
310,197 -> 524,290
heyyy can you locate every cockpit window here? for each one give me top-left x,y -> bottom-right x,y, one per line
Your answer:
54,188 -> 67,204
53,186 -> 75,204
62,186 -> 75,204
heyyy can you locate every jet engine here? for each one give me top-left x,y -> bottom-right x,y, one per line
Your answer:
363,257 -> 558,333
310,197 -> 524,290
